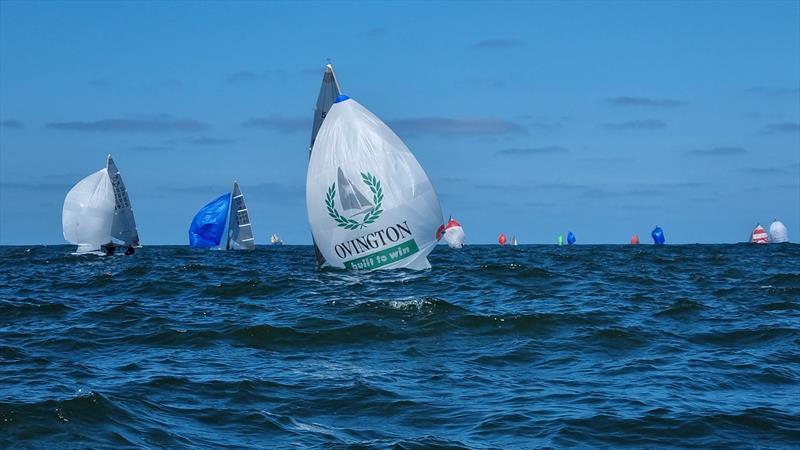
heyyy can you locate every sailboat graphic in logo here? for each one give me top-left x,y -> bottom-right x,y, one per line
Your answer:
337,167 -> 374,218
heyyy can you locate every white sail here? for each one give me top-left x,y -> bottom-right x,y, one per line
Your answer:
106,155 -> 140,246
443,218 -> 465,249
511,235 -> 518,246
769,219 -> 789,243
309,64 -> 342,155
62,168 -> 116,253
226,181 -> 255,250
270,233 -> 283,245
306,96 -> 443,270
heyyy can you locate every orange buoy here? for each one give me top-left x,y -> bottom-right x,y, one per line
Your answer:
498,233 -> 507,246
630,235 -> 640,245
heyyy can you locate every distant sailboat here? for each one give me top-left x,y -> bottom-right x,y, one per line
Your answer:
443,216 -> 465,248
62,154 -> 140,254
567,231 -> 576,245
510,235 -> 518,246
306,91 -> 444,270
270,233 -> 283,245
189,181 -> 255,250
750,223 -> 769,244
557,235 -> 564,246
769,219 -> 789,243
630,234 -> 640,245
652,226 -> 665,245
498,233 -> 507,246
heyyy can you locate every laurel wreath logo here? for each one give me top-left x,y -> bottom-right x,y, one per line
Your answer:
326,172 -> 384,230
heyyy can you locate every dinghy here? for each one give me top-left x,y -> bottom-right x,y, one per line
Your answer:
567,231 -> 576,246
270,233 -> 284,245
510,235 -> 518,246
769,219 -> 789,243
443,217 -> 465,249
306,93 -> 444,270
62,154 -> 140,254
630,234 -> 640,245
651,226 -> 665,245
309,64 -> 342,266
750,223 -> 769,244
498,233 -> 507,246
189,181 -> 255,250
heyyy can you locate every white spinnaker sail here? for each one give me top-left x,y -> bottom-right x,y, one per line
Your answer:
444,219 -> 465,249
309,64 -> 341,156
106,155 -> 139,246
62,168 -> 116,253
769,219 -> 789,243
306,96 -> 444,270
227,181 -> 255,250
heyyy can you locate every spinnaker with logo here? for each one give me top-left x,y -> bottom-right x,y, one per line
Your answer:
769,219 -> 789,243
306,94 -> 444,270
443,216 -> 465,249
189,181 -> 255,250
62,154 -> 140,254
750,223 -> 769,244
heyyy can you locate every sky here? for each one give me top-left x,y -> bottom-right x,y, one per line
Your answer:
0,1 -> 798,245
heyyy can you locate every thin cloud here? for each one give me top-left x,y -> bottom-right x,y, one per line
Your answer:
363,27 -> 387,38
46,116 -> 209,133
470,38 -> 525,49
496,145 -> 568,156
182,137 -> 236,145
746,86 -> 800,97
603,119 -> 666,130
241,116 -> 307,133
391,117 -> 526,137
538,182 -> 588,190
686,146 -> 746,156
604,96 -> 687,107
738,167 -> 784,175
0,181 -> 72,192
474,183 -> 532,192
758,122 -> 800,135
131,145 -> 173,152
1,119 -> 24,129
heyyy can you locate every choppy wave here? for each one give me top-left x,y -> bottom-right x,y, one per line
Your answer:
1,244 -> 799,448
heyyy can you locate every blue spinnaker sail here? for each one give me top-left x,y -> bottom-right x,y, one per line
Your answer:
567,231 -> 576,245
652,226 -> 665,245
189,193 -> 231,248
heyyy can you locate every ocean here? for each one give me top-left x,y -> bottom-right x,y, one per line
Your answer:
1,244 -> 798,448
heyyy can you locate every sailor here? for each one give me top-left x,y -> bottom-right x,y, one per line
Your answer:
124,246 -> 135,256
103,242 -> 116,256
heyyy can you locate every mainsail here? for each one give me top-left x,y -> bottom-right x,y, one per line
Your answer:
189,193 -> 231,248
106,155 -> 139,246
769,219 -> 789,243
306,94 -> 444,270
309,64 -> 342,266
226,181 -> 255,250
62,168 -> 116,253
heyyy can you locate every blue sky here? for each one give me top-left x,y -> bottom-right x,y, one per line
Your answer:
1,1 -> 798,245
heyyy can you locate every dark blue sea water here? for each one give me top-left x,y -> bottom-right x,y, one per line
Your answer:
1,244 -> 798,448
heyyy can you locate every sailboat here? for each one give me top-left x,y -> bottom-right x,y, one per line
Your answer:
270,233 -> 283,245
769,219 -> 789,243
630,234 -> 640,245
750,223 -> 769,244
567,231 -> 576,245
443,216 -> 465,248
498,233 -> 507,246
188,181 -> 255,250
557,235 -> 564,246
62,154 -> 140,254
651,226 -> 665,245
510,235 -> 518,246
306,90 -> 444,270
309,63 -> 343,267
